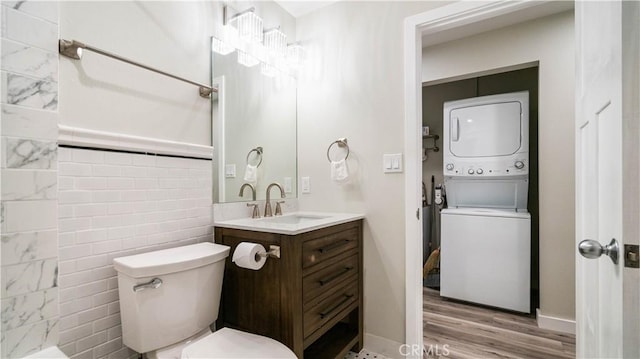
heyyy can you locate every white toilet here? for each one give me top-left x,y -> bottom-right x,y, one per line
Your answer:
113,242 -> 297,359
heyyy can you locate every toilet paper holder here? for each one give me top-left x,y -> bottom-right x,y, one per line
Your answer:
257,245 -> 281,259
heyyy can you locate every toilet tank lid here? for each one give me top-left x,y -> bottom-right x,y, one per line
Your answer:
113,242 -> 230,278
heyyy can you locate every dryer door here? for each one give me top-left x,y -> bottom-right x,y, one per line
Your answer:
449,101 -> 522,157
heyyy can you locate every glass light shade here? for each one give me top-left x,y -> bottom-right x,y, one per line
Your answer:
212,37 -> 234,55
264,29 -> 287,58
237,50 -> 260,67
232,11 -> 263,43
251,43 -> 267,63
261,63 -> 278,77
212,26 -> 238,55
286,44 -> 305,68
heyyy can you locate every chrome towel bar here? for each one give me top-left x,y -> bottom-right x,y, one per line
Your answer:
59,39 -> 217,98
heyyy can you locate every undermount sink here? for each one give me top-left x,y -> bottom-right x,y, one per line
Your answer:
260,214 -> 330,224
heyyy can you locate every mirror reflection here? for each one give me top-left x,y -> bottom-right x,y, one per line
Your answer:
211,41 -> 297,203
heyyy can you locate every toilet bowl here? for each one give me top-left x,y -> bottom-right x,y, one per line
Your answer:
181,327 -> 296,359
146,327 -> 295,359
113,243 -> 296,359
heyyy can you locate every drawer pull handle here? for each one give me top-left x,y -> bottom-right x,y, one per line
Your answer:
318,267 -> 354,286
317,239 -> 351,254
320,294 -> 354,319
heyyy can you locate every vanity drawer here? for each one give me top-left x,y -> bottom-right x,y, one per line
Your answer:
303,278 -> 358,339
303,254 -> 358,305
302,227 -> 358,268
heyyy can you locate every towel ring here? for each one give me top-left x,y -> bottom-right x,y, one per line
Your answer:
246,146 -> 263,167
326,138 -> 349,162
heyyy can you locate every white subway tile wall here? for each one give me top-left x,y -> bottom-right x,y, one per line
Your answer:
58,147 -> 213,359
0,1 -> 60,357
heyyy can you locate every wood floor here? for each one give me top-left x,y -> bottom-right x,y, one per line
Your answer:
423,287 -> 576,359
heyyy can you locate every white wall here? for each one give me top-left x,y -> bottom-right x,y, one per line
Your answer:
59,1 -> 217,145
422,11 -> 576,320
295,1 -> 449,346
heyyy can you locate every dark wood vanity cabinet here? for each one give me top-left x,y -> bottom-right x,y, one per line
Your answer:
215,220 -> 363,358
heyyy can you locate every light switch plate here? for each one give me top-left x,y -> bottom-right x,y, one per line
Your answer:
301,177 -> 310,193
383,154 -> 403,173
225,164 -> 236,178
284,177 -> 292,193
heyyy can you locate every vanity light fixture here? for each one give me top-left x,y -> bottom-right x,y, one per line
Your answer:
262,28 -> 287,77
213,5 -> 304,79
286,43 -> 305,69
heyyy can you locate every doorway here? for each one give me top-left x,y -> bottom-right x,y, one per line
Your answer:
403,2 -> 576,354
421,65 -> 540,313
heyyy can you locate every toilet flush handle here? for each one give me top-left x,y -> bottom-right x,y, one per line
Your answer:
133,278 -> 163,292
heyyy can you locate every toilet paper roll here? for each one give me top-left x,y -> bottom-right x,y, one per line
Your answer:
232,242 -> 267,270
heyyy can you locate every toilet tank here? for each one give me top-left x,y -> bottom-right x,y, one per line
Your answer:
113,243 -> 230,354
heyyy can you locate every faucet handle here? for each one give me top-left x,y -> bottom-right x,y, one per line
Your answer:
246,203 -> 260,219
275,201 -> 285,216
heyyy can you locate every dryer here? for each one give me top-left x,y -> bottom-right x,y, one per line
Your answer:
440,91 -> 531,312
443,91 -> 529,210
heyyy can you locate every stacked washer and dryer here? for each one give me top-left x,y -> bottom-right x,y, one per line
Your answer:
440,91 -> 531,313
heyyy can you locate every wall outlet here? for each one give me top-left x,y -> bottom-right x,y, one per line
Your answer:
301,176 -> 310,193
225,164 -> 236,178
383,153 -> 403,173
284,177 -> 292,193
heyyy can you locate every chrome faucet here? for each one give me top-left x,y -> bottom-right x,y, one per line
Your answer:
264,183 -> 285,217
239,183 -> 256,201
240,183 -> 260,218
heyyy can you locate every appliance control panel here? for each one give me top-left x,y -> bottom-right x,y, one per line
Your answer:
444,158 -> 528,177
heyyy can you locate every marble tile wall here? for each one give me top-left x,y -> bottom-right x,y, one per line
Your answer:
1,1 -> 60,357
57,147 -> 213,359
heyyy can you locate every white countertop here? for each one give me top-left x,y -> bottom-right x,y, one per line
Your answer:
213,211 -> 365,235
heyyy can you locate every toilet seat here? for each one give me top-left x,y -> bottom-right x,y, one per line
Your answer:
181,328 -> 297,359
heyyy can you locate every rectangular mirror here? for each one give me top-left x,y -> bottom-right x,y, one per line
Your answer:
211,39 -> 297,203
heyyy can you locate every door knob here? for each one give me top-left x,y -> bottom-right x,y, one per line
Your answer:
578,238 -> 619,264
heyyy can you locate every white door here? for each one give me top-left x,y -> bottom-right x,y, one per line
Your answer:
576,1 -> 639,358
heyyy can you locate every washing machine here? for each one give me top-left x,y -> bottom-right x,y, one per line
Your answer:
440,91 -> 531,312
441,208 -> 530,312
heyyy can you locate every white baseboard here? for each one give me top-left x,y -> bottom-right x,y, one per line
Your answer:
536,309 -> 576,334
364,333 -> 403,359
